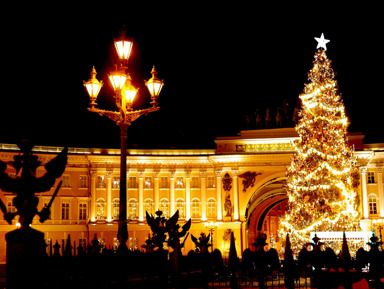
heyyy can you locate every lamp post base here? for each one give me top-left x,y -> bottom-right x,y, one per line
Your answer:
6,227 -> 45,289
117,220 -> 129,255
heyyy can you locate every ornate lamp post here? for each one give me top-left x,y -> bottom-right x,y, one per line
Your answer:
83,27 -> 164,253
204,221 -> 218,251
372,218 -> 384,249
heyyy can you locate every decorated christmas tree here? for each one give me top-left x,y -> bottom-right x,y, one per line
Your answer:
279,34 -> 360,253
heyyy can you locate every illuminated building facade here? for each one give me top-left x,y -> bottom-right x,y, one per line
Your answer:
0,128 -> 383,261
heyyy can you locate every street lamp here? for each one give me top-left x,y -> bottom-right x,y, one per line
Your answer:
204,221 -> 219,251
83,27 -> 164,254
372,218 -> 384,249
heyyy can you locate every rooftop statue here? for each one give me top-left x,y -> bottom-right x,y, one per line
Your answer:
0,140 -> 68,228
146,209 -> 191,251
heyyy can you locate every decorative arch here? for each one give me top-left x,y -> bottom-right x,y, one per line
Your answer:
244,176 -> 287,225
244,176 -> 288,250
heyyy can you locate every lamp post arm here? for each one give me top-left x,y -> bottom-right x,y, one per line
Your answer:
124,106 -> 160,124
88,105 -> 159,126
88,107 -> 122,123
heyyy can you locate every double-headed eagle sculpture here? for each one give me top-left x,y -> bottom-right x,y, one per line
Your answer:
0,140 -> 68,228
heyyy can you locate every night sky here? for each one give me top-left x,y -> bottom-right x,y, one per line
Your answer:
0,4 -> 382,150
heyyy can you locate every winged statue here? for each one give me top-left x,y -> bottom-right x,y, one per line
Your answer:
146,209 -> 191,251
191,232 -> 211,253
0,140 -> 68,227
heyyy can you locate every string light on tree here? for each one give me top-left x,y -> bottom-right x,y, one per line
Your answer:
279,34 -> 360,253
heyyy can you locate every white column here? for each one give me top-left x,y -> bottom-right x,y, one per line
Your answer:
106,170 -> 113,222
90,170 -> 97,222
185,169 -> 191,219
232,168 -> 239,221
154,170 -> 160,214
169,170 -> 176,216
138,169 -> 145,221
360,166 -> 369,218
215,169 -> 223,220
377,166 -> 384,217
200,170 -> 207,221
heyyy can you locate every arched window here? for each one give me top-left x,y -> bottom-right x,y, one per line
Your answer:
175,198 -> 185,218
207,198 -> 216,219
159,198 -> 169,218
112,198 -> 119,220
191,198 -> 201,218
96,198 -> 106,220
128,199 -> 138,220
144,199 -> 153,216
369,195 -> 378,215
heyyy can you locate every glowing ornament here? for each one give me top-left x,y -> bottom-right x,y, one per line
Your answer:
314,33 -> 330,50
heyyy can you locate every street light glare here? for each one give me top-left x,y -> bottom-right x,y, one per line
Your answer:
114,40 -> 133,61
123,82 -> 138,105
145,66 -> 164,98
83,67 -> 103,104
109,72 -> 127,91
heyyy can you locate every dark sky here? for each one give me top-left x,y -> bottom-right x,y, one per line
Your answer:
0,4 -> 382,149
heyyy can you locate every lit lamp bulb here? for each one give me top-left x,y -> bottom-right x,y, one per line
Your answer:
145,66 -> 164,106
114,26 -> 133,62
122,77 -> 138,110
84,66 -> 103,106
109,70 -> 127,91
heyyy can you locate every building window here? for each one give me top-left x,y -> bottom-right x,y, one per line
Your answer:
368,172 -> 375,184
144,199 -> 153,215
62,175 -> 70,187
61,202 -> 70,220
79,238 -> 87,250
96,199 -> 106,220
113,177 -> 120,189
175,198 -> 185,218
207,198 -> 216,218
144,177 -> 153,188
176,177 -> 184,189
207,176 -> 216,188
128,177 -> 137,188
79,203 -> 87,220
97,176 -> 106,188
191,198 -> 201,218
79,175 -> 88,188
112,199 -> 119,220
43,201 -> 51,220
369,195 -> 378,215
160,198 -> 169,218
191,177 -> 200,188
160,176 -> 169,188
128,199 -> 138,219
7,199 -> 16,213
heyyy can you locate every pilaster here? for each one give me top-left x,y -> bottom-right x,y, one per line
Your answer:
215,169 -> 223,220
376,166 -> 384,217
360,166 -> 369,218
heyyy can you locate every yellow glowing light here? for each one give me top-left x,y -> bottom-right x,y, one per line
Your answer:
109,71 -> 127,91
145,66 -> 164,98
84,66 -> 103,103
122,79 -> 138,105
115,39 -> 133,61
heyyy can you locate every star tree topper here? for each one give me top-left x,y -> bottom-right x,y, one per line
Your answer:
315,33 -> 330,50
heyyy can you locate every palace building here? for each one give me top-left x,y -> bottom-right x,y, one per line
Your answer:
0,128 -> 383,262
